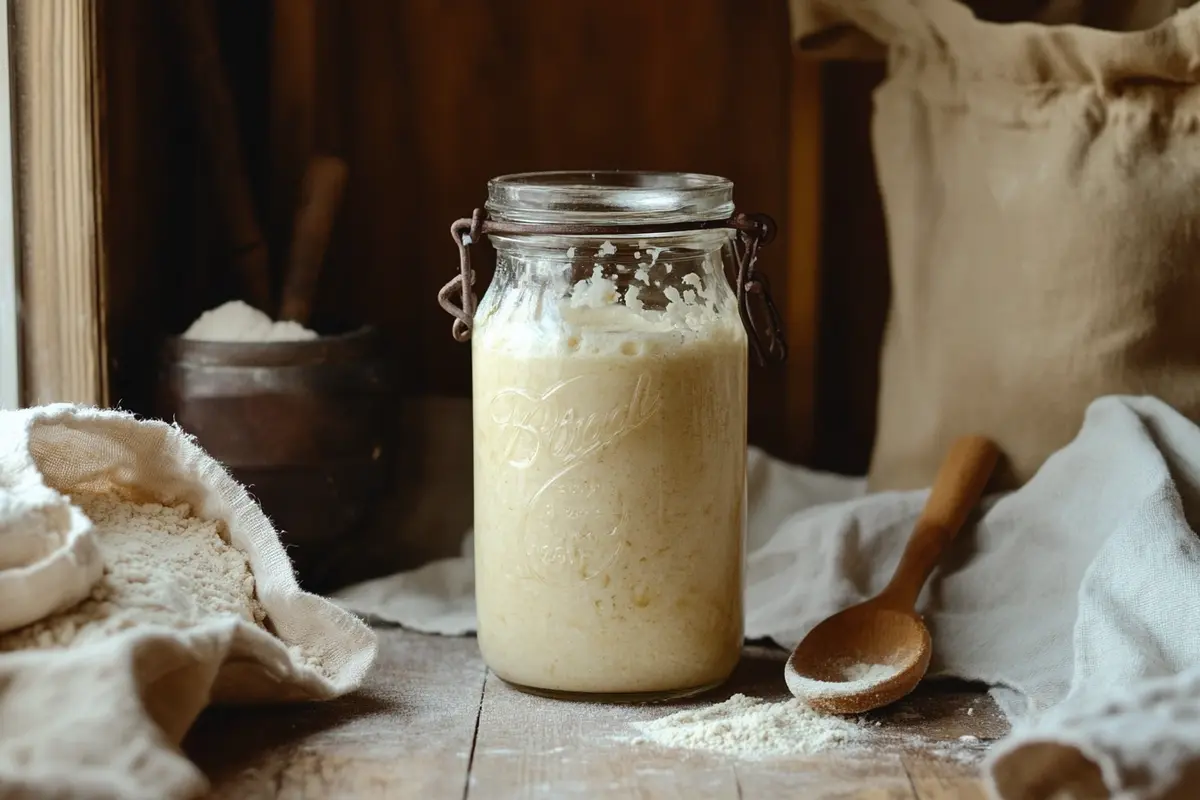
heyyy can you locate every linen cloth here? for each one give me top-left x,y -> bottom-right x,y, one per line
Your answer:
0,405 -> 377,800
336,395 -> 1200,799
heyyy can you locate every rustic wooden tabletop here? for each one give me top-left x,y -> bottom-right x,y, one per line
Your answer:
186,628 -> 1008,799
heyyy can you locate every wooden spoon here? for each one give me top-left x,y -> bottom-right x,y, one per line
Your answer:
278,155 -> 348,326
784,435 -> 1000,715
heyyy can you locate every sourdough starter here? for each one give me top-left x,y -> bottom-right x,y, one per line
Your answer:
472,260 -> 748,695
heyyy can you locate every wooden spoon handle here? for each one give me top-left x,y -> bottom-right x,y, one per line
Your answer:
278,155 -> 348,325
880,436 -> 1001,609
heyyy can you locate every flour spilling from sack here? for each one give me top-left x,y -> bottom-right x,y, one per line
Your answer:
182,299 -> 317,342
0,492 -> 269,652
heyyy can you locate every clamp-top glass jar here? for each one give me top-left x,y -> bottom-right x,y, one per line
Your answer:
440,171 -> 784,701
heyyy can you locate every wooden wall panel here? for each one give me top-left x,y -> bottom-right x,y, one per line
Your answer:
268,0 -> 317,281
96,0 -> 871,476
786,55 -> 822,464
813,63 -> 889,475
307,0 -> 805,459
101,0 -> 273,413
100,0 -> 183,412
87,0 -> 880,579
98,0 -> 828,466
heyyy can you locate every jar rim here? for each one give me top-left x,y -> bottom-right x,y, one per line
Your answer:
485,170 -> 735,226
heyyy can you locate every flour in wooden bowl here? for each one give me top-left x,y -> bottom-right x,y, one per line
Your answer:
0,492 -> 268,651
631,693 -> 870,759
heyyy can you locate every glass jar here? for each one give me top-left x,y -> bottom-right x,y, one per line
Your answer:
441,171 -> 782,701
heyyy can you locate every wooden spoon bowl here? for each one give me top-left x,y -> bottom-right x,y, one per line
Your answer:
785,435 -> 1000,716
785,604 -> 930,715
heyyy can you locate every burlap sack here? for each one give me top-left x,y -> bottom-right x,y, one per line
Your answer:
0,404 -> 377,799
792,0 -> 1200,490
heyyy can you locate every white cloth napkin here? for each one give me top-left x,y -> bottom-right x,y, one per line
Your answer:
335,395 -> 1200,799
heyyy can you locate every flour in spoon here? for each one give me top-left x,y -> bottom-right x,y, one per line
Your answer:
787,659 -> 901,702
841,661 -> 900,683
631,693 -> 869,759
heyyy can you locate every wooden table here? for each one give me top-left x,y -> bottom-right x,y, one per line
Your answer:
186,629 -> 1008,799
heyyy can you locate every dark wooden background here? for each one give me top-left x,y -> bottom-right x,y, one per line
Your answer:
309,0 -> 798,456
97,0 -> 890,574
101,0 -> 889,469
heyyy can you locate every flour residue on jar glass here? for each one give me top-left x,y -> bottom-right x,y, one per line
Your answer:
472,236 -> 748,697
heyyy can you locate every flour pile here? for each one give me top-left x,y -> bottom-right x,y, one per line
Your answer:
631,694 -> 869,759
0,492 -> 268,652
182,299 -> 317,342
629,692 -> 991,764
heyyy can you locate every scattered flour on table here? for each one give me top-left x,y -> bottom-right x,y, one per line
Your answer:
923,738 -> 989,765
631,693 -> 869,759
182,299 -> 318,342
0,492 -> 270,652
628,692 -> 993,765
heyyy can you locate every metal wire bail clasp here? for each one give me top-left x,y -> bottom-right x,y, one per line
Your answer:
439,209 -> 485,342
729,212 -> 788,366
438,206 -> 787,365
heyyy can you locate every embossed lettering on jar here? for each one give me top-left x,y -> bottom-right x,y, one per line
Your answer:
444,171 -> 779,701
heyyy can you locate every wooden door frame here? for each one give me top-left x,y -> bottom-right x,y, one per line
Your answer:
9,0 -> 107,408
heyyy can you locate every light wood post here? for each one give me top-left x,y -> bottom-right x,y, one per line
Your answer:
11,0 -> 107,406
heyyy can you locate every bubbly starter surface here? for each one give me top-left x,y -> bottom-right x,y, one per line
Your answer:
472,260 -> 748,695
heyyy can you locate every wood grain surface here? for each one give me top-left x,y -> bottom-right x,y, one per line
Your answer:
187,629 -> 1007,799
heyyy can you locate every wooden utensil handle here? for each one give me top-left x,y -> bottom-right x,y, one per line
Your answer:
278,156 -> 348,325
881,436 -> 1000,609
173,0 -> 273,312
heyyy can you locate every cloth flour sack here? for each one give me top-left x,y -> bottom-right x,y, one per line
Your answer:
791,0 -> 1200,491
0,404 -> 377,800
